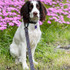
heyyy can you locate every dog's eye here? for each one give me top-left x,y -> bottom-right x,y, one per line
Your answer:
29,4 -> 33,10
36,4 -> 40,9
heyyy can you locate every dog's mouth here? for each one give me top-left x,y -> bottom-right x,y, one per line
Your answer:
30,16 -> 38,20
29,16 -> 38,22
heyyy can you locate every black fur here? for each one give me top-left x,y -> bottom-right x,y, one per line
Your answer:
38,1 -> 47,21
20,1 -> 30,23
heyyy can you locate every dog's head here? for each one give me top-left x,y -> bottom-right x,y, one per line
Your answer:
20,1 -> 47,23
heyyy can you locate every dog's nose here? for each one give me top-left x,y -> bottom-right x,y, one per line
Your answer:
33,12 -> 38,16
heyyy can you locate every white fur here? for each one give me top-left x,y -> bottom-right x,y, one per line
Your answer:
10,1 -> 42,70
29,1 -> 40,22
10,21 -> 41,69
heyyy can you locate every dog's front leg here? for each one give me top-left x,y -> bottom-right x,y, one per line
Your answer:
31,44 -> 38,65
21,43 -> 29,70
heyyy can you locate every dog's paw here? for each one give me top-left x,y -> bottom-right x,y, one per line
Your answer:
15,58 -> 20,64
22,62 -> 29,70
33,60 -> 38,65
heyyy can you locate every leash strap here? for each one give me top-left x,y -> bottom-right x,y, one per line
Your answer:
24,23 -> 35,70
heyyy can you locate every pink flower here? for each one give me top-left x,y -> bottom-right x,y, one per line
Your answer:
47,21 -> 51,24
0,27 -> 7,30
66,22 -> 70,24
60,15 -> 64,21
67,15 -> 70,18
59,21 -> 63,24
9,22 -> 14,26
0,0 -> 70,30
39,21 -> 43,25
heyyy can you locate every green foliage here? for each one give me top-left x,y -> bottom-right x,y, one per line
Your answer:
0,20 -> 70,70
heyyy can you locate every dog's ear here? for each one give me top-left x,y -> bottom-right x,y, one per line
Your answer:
38,1 -> 47,22
20,1 -> 30,23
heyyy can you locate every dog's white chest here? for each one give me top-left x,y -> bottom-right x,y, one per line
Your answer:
29,28 -> 41,47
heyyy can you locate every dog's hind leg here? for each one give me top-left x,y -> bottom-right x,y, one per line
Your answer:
10,43 -> 20,64
10,43 -> 19,57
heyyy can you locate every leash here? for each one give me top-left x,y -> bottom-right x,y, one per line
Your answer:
24,23 -> 35,70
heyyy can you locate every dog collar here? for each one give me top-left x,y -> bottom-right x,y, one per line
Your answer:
29,20 -> 37,24
29,21 -> 37,29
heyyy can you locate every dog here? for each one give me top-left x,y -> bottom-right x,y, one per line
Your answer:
10,0 -> 47,69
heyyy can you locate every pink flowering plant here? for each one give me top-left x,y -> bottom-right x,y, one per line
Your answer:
0,1 -> 70,69
0,0 -> 70,30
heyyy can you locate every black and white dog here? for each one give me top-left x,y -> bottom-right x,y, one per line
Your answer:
10,1 -> 47,69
